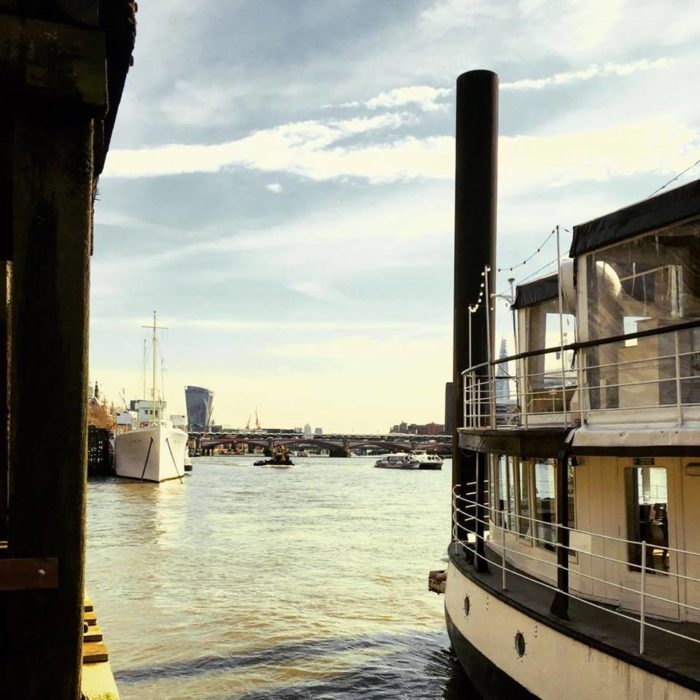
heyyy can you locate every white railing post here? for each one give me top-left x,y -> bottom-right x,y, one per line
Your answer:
555,225 -> 569,426
463,374 -> 467,428
640,540 -> 646,655
674,331 -> 683,425
501,511 -> 507,590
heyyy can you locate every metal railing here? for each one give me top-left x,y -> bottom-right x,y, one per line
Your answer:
452,485 -> 700,655
462,322 -> 700,430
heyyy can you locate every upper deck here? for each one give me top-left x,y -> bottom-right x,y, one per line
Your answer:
461,179 -> 700,443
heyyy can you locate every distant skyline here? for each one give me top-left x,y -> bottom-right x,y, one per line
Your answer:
90,0 -> 700,432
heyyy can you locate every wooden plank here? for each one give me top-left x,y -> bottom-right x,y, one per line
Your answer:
83,626 -> 102,643
0,557 -> 58,590
82,642 -> 109,664
0,15 -> 106,109
83,611 -> 97,626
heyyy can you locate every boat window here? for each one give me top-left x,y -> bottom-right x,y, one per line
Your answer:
488,454 -> 499,526
517,460 -> 531,538
497,455 -> 517,531
534,458 -> 556,550
625,466 -> 669,573
524,298 -> 577,414
582,226 -> 700,410
567,461 -> 576,530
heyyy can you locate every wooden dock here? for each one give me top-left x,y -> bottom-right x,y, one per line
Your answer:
81,596 -> 120,700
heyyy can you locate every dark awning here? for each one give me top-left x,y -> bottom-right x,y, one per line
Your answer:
512,273 -> 558,310
570,178 -> 700,257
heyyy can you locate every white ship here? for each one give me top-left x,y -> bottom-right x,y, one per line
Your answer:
440,70 -> 700,699
114,312 -> 188,483
411,451 -> 443,469
374,453 -> 420,469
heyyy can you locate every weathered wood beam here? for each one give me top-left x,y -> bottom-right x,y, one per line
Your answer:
0,557 -> 58,591
0,14 -> 106,110
4,105 -> 94,699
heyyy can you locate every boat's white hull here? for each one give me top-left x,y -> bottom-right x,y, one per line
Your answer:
114,425 -> 188,483
445,562 -> 696,700
374,461 -> 420,469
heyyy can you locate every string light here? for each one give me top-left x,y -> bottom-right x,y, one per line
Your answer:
497,229 -> 556,272
647,158 -> 700,199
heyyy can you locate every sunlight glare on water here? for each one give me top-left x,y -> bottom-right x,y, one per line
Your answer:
86,456 -> 479,699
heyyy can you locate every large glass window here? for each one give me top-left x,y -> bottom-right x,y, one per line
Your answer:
583,226 -> 700,410
534,458 -> 556,550
517,460 -> 531,538
524,299 -> 577,414
625,466 -> 669,573
497,455 -> 516,531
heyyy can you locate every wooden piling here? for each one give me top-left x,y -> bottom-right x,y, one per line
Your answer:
0,4 -> 135,697
5,106 -> 95,699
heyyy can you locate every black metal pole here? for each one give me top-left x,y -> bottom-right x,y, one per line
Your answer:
452,70 -> 498,574
551,448 -> 571,619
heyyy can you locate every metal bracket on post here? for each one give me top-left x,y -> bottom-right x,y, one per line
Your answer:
0,557 -> 58,590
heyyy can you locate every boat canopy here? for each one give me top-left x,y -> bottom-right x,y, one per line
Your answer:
512,273 -> 559,310
570,178 -> 700,257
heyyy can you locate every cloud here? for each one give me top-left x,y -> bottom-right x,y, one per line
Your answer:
104,113 -> 410,179
502,58 -> 675,91
91,316 -> 450,334
266,183 -> 283,193
103,113 -> 699,192
342,85 -> 452,112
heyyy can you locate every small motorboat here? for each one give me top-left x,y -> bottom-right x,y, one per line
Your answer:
411,451 -> 443,470
255,445 -> 293,467
374,453 -> 420,469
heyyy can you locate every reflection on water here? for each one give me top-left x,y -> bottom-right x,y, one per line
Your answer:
87,457 -> 480,699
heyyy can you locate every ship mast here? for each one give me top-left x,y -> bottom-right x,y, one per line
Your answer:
142,311 -> 167,426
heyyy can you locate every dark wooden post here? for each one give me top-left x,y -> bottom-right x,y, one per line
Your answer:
0,109 -> 12,542
4,106 -> 95,698
452,70 -> 498,574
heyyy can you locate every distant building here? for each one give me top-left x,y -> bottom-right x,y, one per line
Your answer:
495,338 -> 510,403
445,381 -> 454,435
303,423 -> 312,436
390,421 -> 445,435
294,427 -> 303,433
314,427 -> 323,435
185,385 -> 214,431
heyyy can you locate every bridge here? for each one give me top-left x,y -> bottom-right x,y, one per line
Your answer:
190,431 -> 451,458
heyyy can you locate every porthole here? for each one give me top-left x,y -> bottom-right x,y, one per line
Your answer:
514,631 -> 526,657
463,594 -> 471,617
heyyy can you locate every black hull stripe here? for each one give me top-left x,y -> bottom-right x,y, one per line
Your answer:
449,545 -> 700,695
445,607 -> 538,700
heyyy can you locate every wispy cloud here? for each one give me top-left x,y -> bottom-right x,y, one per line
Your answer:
266,183 -> 283,193
104,113 -> 410,179
91,317 -> 450,334
103,113 -> 699,191
502,58 -> 675,91
341,85 -> 452,112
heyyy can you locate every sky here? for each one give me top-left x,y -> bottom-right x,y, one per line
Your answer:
90,0 -> 700,433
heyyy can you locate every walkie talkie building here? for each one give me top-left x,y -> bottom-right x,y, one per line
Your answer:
185,386 -> 214,431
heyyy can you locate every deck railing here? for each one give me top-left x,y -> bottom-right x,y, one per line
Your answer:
452,484 -> 700,655
462,321 -> 700,430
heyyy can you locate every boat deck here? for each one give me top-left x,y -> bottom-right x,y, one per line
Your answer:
449,542 -> 700,694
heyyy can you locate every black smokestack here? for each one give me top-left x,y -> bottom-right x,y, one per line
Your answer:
452,70 -> 498,539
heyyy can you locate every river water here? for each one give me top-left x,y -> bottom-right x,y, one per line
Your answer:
86,456 -> 479,699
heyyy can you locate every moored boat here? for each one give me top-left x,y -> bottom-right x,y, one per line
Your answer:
114,312 -> 187,483
442,70 -> 700,700
411,451 -> 443,470
374,453 -> 420,469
